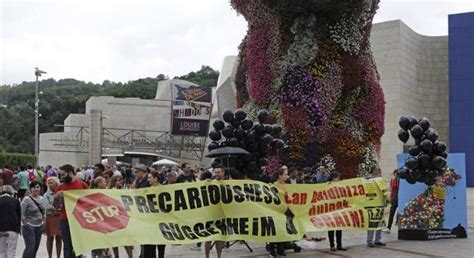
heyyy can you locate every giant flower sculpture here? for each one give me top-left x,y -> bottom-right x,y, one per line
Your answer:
231,0 -> 385,178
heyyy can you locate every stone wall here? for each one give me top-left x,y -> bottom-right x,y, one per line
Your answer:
371,20 -> 449,177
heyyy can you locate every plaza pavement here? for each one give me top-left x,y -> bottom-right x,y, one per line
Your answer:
15,188 -> 473,257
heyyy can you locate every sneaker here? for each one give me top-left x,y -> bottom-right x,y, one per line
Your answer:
337,247 -> 348,251
375,242 -> 386,246
190,246 -> 201,251
367,243 -> 375,248
330,246 -> 336,252
383,228 -> 391,234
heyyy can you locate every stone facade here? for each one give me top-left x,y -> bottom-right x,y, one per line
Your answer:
371,20 -> 449,177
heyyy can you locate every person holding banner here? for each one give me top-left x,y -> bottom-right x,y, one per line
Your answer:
367,167 -> 387,248
108,174 -> 134,258
143,171 -> 166,258
56,164 -> 88,258
205,165 -> 225,258
268,166 -> 289,257
327,172 -> 348,252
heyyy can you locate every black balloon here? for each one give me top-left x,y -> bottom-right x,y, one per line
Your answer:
432,156 -> 446,170
427,170 -> 438,179
397,167 -> 409,179
208,141 -> 219,151
409,116 -> 418,129
241,119 -> 253,130
257,110 -> 270,124
230,119 -> 241,128
262,134 -> 273,144
398,129 -> 410,143
273,139 -> 285,149
234,109 -> 247,121
434,141 -> 447,154
264,125 -> 274,134
418,154 -> 431,169
228,137 -> 239,147
410,125 -> 424,139
408,145 -> 421,156
440,152 -> 448,159
406,176 -> 417,184
221,126 -> 234,138
418,117 -> 431,131
420,139 -> 433,153
399,116 -> 410,130
220,141 -> 228,147
254,123 -> 266,135
222,110 -> 235,123
234,128 -> 245,140
213,119 -> 225,131
209,130 -> 222,141
273,124 -> 283,136
425,128 -> 439,142
405,157 -> 418,169
410,169 -> 421,179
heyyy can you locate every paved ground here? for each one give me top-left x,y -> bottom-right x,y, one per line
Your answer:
15,188 -> 473,257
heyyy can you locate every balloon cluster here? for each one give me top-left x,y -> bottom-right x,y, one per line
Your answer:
397,116 -> 448,186
208,109 -> 285,178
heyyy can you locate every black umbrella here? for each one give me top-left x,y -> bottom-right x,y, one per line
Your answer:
206,147 -> 250,158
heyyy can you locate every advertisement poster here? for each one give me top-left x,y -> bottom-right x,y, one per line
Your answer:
396,153 -> 468,240
170,83 -> 212,136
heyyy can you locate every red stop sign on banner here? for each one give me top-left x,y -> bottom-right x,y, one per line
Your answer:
72,193 -> 130,234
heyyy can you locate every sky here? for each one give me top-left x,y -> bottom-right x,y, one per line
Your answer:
1,0 -> 474,85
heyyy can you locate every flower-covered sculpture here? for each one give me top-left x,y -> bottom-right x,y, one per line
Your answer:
231,0 -> 385,178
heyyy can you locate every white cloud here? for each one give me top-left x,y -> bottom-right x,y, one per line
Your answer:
1,0 -> 473,85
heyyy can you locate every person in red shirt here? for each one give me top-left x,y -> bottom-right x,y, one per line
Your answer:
0,165 -> 14,186
384,169 -> 399,233
54,164 -> 87,258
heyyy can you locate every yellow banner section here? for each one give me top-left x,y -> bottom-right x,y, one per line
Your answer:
64,177 -> 387,254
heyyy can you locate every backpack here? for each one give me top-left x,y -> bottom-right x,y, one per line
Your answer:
27,169 -> 37,183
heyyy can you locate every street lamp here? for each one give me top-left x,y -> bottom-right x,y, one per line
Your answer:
34,67 -> 46,165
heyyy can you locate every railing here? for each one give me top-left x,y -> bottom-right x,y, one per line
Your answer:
50,125 -> 207,160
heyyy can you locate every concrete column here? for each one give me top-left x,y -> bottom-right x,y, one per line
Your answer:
89,109 -> 103,166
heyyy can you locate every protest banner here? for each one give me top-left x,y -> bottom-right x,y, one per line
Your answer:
64,177 -> 387,254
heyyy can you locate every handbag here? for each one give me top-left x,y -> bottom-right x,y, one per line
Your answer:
28,196 -> 45,217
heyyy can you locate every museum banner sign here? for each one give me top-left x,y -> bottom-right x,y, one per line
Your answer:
170,83 -> 212,136
64,177 -> 387,254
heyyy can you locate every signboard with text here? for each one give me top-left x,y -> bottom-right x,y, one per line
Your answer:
170,83 -> 212,136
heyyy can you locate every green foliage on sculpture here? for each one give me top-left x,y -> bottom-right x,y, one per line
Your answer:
231,0 -> 385,178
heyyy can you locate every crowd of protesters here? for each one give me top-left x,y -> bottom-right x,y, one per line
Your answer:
0,161 -> 398,258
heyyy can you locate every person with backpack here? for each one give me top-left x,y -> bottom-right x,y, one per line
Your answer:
26,165 -> 37,184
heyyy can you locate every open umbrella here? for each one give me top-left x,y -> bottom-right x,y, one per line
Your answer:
206,147 -> 250,158
152,159 -> 179,166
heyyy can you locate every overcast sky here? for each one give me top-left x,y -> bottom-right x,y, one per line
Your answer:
1,0 -> 473,85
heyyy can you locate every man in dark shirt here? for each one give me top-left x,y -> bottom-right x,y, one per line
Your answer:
0,185 -> 21,257
176,162 -> 196,183
133,164 -> 150,189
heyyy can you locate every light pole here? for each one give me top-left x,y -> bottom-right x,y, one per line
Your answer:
34,67 -> 46,166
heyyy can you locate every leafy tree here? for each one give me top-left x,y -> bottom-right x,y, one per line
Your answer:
0,67 -> 219,153
175,65 -> 219,87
